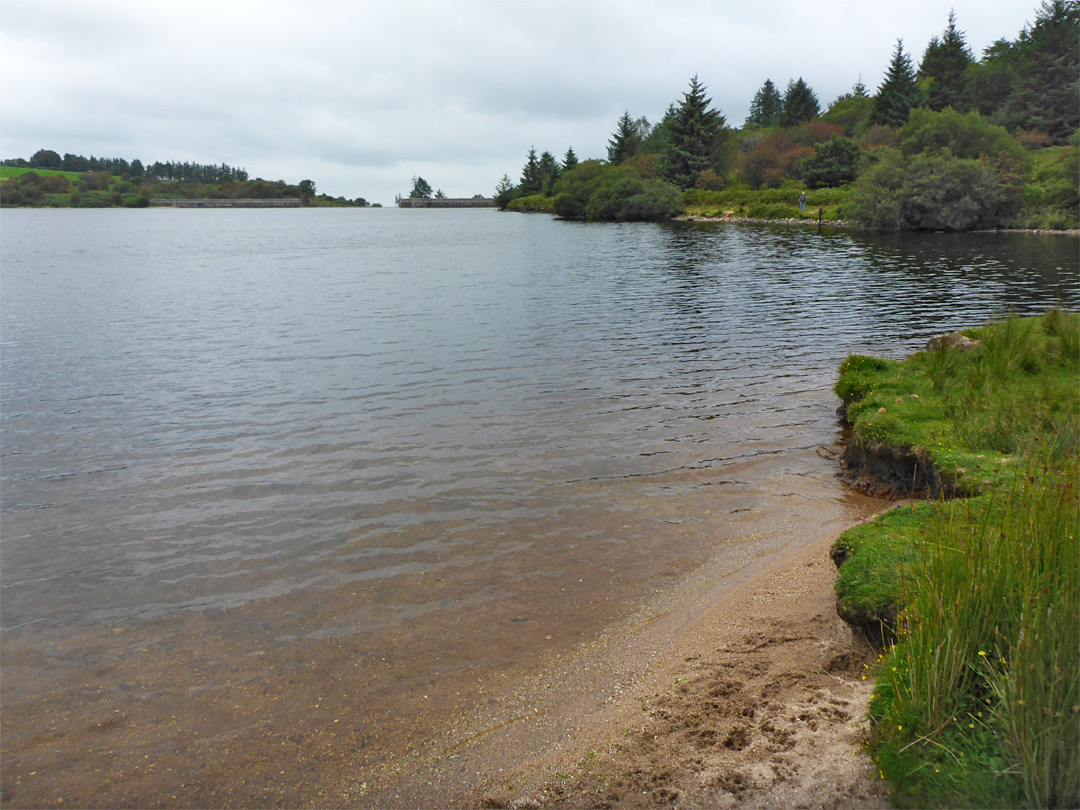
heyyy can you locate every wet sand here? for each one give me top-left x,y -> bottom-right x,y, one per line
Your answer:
2,449 -> 889,809
353,502 -> 894,810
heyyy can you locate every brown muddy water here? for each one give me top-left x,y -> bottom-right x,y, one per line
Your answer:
1,210 -> 1076,807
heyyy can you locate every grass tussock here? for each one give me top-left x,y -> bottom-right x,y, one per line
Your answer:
833,310 -> 1080,808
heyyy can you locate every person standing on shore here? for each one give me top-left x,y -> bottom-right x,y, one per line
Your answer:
798,190 -> 807,213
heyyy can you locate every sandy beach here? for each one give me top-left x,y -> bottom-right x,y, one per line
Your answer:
348,500 -> 894,810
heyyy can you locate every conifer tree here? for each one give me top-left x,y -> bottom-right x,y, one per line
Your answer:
494,174 -> 515,208
664,75 -> 726,189
607,111 -> 640,164
562,147 -> 579,173
537,150 -> 561,195
519,147 -> 542,195
780,77 -> 821,126
747,79 -> 783,127
996,0 -> 1079,142
918,11 -> 975,111
870,40 -> 924,128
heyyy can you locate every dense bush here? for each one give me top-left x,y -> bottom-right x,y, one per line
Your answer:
552,162 -> 682,221
900,107 -> 1030,167
801,136 -> 862,188
842,148 -> 1019,230
506,194 -> 555,214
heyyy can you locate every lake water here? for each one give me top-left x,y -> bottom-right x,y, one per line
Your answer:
1,209 -> 1076,807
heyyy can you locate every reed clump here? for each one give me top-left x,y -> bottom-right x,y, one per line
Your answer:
832,310 -> 1079,808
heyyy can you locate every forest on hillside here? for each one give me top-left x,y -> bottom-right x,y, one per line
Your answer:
0,153 -> 373,208
498,1 -> 1078,230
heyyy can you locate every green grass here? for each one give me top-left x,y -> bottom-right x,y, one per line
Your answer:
0,166 -> 96,182
837,312 -> 1080,497
832,311 -> 1080,807
683,183 -> 850,221
870,463 -> 1078,808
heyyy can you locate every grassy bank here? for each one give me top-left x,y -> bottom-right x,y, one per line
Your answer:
682,183 -> 849,222
831,311 -> 1079,807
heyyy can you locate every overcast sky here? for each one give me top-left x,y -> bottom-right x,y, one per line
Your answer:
1,1 -> 1045,205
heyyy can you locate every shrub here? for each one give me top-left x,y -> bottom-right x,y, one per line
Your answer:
553,162 -> 682,222
842,148 -> 1018,230
736,135 -> 812,188
506,194 -> 555,214
745,201 -> 798,219
79,171 -> 112,191
693,169 -> 726,190
1018,129 -> 1053,150
859,125 -> 901,149
792,120 -> 845,146
801,136 -> 862,188
821,96 -> 874,136
900,107 -> 1030,170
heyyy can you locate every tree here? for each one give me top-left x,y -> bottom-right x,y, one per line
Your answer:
870,40 -> 923,128
562,147 -> 579,173
607,110 -> 641,164
409,176 -> 433,199
995,0 -> 1080,142
494,174 -> 516,208
747,79 -> 783,127
781,78 -> 821,127
30,149 -> 62,169
918,11 -> 975,111
434,188 -> 446,199
298,179 -> 316,203
537,150 -> 561,194
519,147 -> 542,195
664,75 -> 728,189
801,136 -> 862,188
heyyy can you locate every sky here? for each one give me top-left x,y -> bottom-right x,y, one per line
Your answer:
0,1 -> 1046,206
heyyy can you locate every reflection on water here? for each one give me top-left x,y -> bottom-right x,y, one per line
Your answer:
1,210 -> 1076,806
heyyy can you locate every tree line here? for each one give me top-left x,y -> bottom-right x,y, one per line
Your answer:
495,1 -> 1078,229
2,150 -> 251,183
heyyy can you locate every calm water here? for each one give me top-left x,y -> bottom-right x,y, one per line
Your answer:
1,209 -> 1076,807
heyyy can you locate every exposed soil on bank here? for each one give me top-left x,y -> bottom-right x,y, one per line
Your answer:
466,525 -> 892,810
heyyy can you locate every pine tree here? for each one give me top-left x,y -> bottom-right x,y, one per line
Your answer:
747,79 -> 783,127
664,75 -> 726,189
537,150 -> 561,195
780,77 -> 821,126
996,0 -> 1079,142
870,40 -> 924,128
607,111 -> 641,164
519,147 -> 542,195
494,174 -> 516,208
562,147 -> 579,173
918,11 -> 975,111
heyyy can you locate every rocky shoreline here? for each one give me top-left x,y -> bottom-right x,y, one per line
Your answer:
676,214 -> 848,227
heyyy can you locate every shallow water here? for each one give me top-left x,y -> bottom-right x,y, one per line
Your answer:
1,209 -> 1076,806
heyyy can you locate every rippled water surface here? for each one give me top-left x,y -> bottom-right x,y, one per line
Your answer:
2,209 -> 1076,806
